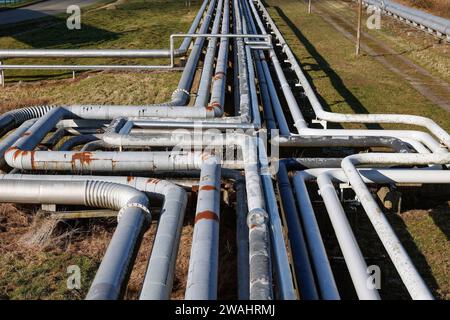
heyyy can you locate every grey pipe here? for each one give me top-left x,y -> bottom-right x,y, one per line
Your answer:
0,178 -> 151,300
185,155 -> 221,299
0,173 -> 187,300
341,153 -> 450,300
0,0 -> 211,60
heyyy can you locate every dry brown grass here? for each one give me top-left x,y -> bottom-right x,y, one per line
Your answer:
395,0 -> 450,18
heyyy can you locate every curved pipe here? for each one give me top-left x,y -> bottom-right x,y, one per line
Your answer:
0,173 -> 187,300
0,178 -> 151,300
341,153 -> 450,300
252,0 -> 450,148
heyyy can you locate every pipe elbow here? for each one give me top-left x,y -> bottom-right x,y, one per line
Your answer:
4,147 -> 27,169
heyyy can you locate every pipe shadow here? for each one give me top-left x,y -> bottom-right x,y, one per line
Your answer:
429,202 -> 450,242
272,5 -> 383,130
0,9 -> 119,48
385,210 -> 441,298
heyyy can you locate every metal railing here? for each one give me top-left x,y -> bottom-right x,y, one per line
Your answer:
0,33 -> 271,86
362,0 -> 450,41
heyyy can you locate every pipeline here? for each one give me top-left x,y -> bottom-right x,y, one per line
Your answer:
362,0 -> 450,41
0,0 -> 448,301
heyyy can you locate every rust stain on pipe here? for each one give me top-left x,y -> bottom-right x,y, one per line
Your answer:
195,210 -> 219,223
199,185 -> 217,191
72,152 -> 94,165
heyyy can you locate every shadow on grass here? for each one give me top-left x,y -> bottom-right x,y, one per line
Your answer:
271,5 -> 383,130
0,9 -> 119,48
386,211 -> 440,298
429,202 -> 450,242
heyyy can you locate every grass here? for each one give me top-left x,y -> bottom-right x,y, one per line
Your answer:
0,0 -> 197,111
0,0 -> 197,82
0,251 -> 99,299
339,0 -> 450,85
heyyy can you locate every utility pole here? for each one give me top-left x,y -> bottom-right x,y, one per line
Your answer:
308,0 -> 312,14
356,0 -> 362,55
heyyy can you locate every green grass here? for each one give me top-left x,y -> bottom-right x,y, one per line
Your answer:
0,0 -> 198,82
0,251 -> 98,299
0,0 -> 197,111
265,0 -> 450,132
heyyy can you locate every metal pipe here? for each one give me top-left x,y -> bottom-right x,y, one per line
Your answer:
0,178 -> 151,300
276,161 -> 318,299
195,0 -> 225,108
0,173 -> 187,300
0,0 -> 211,60
291,173 -> 340,300
316,172 -> 381,300
185,155 -> 221,299
253,0 -> 450,148
341,153 -> 450,300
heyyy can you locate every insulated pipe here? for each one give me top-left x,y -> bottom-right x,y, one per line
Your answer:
316,172 -> 381,300
4,126 -> 273,299
195,0 -> 225,108
294,167 -> 450,299
104,122 -> 293,299
233,0 -> 251,122
0,173 -> 187,300
258,144 -> 297,300
341,153 -> 450,300
291,174 -> 340,300
0,178 -> 151,300
207,0 -> 230,116
244,0 -> 445,153
363,0 -> 450,38
0,119 -> 37,169
240,0 -> 261,128
252,0 -> 450,148
276,161 -> 319,299
185,155 -> 221,299
0,0 -> 210,60
276,135 -> 412,153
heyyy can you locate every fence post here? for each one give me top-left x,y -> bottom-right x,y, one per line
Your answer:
356,0 -> 362,55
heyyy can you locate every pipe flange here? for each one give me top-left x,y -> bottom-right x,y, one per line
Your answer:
117,202 -> 151,224
171,88 -> 190,99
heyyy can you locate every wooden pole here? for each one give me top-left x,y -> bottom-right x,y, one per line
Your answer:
356,0 -> 362,55
308,0 -> 312,14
